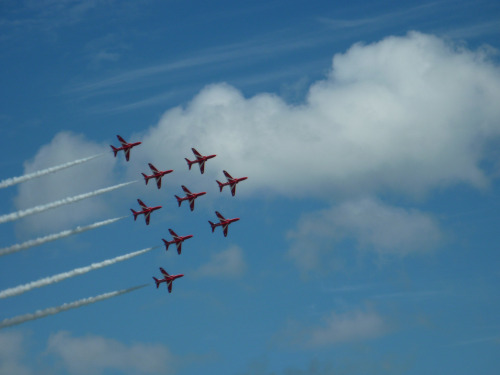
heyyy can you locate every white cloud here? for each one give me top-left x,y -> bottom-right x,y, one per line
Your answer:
307,310 -> 386,347
15,32 -> 500,234
287,197 -> 443,271
128,31 -> 500,198
193,245 -> 246,279
46,331 -> 176,375
13,132 -> 116,235
279,309 -> 386,349
0,331 -> 33,375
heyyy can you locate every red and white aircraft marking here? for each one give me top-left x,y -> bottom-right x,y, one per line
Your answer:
185,148 -> 216,174
162,229 -> 193,255
110,135 -> 142,161
130,199 -> 162,225
209,211 -> 240,237
142,163 -> 173,189
153,267 -> 184,293
216,170 -> 248,196
175,185 -> 206,211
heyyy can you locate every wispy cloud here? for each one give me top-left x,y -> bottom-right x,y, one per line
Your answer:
278,309 -> 387,349
46,331 -> 177,375
66,29 -> 335,97
193,246 -> 246,279
287,197 -> 443,272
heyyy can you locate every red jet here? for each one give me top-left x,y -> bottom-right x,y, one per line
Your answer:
130,199 -> 162,225
162,229 -> 194,255
216,170 -> 248,196
110,135 -> 142,161
185,148 -> 216,174
142,163 -> 174,189
153,267 -> 184,293
209,211 -> 240,237
175,185 -> 206,211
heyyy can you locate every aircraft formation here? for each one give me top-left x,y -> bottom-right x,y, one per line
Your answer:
112,135 -> 247,293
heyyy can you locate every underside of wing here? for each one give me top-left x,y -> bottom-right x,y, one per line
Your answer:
230,184 -> 236,196
156,177 -> 162,189
189,199 -> 195,211
125,148 -> 130,161
137,199 -> 147,209
167,281 -> 173,293
117,135 -> 127,145
169,228 -> 178,237
192,148 -> 202,158
176,242 -> 182,255
223,170 -> 233,180
182,185 -> 192,194
148,163 -> 159,173
215,211 -> 225,221
199,161 -> 205,174
223,224 -> 229,237
145,211 -> 151,225
160,267 -> 169,276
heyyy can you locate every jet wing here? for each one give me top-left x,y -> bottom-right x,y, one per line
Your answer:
223,223 -> 229,237
215,211 -> 226,221
223,170 -> 233,180
176,242 -> 182,255
191,148 -> 202,158
145,211 -> 151,225
182,185 -> 192,194
148,163 -> 159,173
137,199 -> 147,209
199,161 -> 205,174
117,135 -> 128,146
230,184 -> 236,196
160,267 -> 169,276
168,229 -> 178,238
189,198 -> 195,211
155,177 -> 162,189
124,148 -> 131,161
167,280 -> 173,293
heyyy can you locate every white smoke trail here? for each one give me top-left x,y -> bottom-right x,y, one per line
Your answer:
0,154 -> 104,189
0,246 -> 157,299
0,180 -> 136,224
0,216 -> 127,257
0,284 -> 147,329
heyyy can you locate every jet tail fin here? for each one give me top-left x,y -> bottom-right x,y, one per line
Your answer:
110,145 -> 119,157
216,180 -> 224,192
142,173 -> 149,185
209,220 -> 217,233
175,195 -> 182,207
131,209 -> 139,221
162,239 -> 170,251
185,158 -> 193,170
153,277 -> 160,289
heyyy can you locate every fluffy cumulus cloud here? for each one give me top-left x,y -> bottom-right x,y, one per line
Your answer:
130,31 -> 500,198
287,197 -> 443,271
193,245 -> 246,279
13,132 -> 116,235
15,32 -> 500,239
46,331 -> 176,375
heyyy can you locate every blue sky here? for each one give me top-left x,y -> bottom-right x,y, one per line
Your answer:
1,0 -> 500,374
